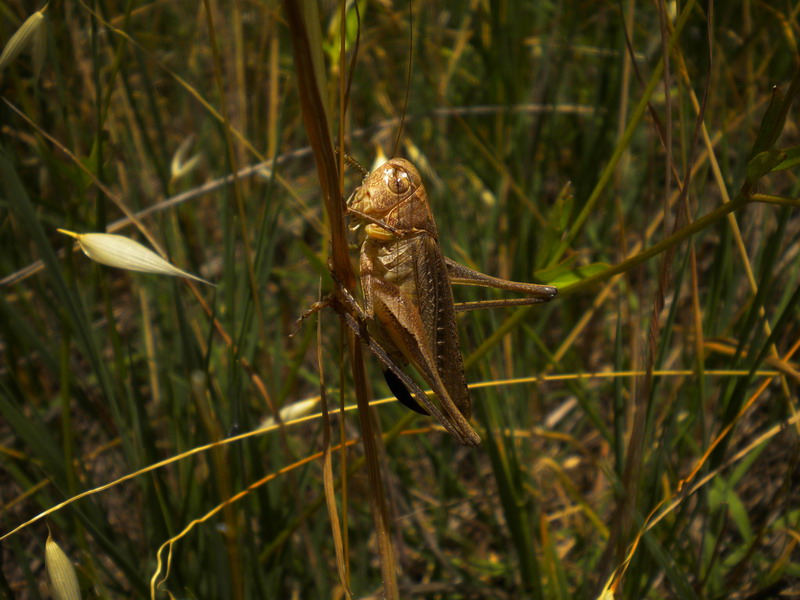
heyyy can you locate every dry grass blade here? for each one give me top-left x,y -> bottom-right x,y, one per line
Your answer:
4,98 -> 165,254
281,1 -> 398,596
148,440 -> 358,599
317,295 -> 352,597
1,409 -> 356,542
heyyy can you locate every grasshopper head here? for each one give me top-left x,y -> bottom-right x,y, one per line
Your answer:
348,158 -> 422,221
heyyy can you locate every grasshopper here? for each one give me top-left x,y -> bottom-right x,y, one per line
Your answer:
340,158 -> 557,447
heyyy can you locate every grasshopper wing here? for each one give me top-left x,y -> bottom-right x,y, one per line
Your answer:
412,234 -> 472,420
367,232 -> 479,446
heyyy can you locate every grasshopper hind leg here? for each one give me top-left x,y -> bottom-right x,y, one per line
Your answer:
383,369 -> 429,415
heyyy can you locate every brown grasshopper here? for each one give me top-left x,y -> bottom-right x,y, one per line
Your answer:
340,158 -> 557,447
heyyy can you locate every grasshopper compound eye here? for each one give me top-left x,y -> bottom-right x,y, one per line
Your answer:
383,167 -> 411,195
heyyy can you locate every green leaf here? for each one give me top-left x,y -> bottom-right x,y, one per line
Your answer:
534,255 -> 577,282
768,144 -> 800,172
746,149 -> 787,184
750,86 -> 785,158
540,182 -> 573,266
547,181 -> 574,233
726,489 -> 754,543
540,261 -> 610,288
710,478 -> 754,544
323,0 -> 365,63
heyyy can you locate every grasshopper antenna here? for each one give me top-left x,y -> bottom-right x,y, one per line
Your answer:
342,0 -> 361,141
338,0 -> 363,182
343,152 -> 369,176
390,2 -> 413,159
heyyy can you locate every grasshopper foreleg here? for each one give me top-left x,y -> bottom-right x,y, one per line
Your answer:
289,266 -> 368,337
289,296 -> 333,337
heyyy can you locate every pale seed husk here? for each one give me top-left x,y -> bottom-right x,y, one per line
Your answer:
58,230 -> 214,286
45,530 -> 81,600
0,7 -> 46,72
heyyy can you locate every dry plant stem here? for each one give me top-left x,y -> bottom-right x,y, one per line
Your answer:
148,438 -> 360,597
337,1 -> 353,588
553,0 -> 697,263
610,410 -> 800,592
466,0 -> 700,369
2,99 -> 163,255
4,99 -> 282,423
564,192 -> 750,297
0,369 -> 781,545
201,0 -> 266,341
609,0 -> 684,576
470,188 -> 751,372
317,303 -> 352,598
609,0 -> 712,582
672,42 -> 794,403
1,106 -> 591,290
545,102 -> 761,373
74,0 -> 325,234
281,1 -> 399,596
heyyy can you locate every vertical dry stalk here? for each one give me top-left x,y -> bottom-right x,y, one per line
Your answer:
280,1 -> 399,597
